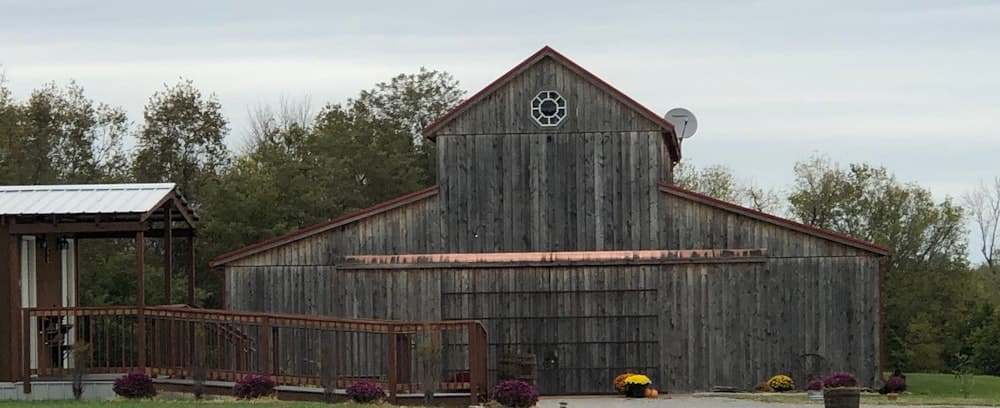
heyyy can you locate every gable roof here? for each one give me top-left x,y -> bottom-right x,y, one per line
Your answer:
0,183 -> 192,217
209,185 -> 439,267
658,182 -> 892,256
422,46 -> 681,161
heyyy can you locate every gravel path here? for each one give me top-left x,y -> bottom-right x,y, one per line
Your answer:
536,395 -> 985,408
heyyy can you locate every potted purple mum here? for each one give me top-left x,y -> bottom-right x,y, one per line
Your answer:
806,380 -> 824,400
822,372 -> 860,408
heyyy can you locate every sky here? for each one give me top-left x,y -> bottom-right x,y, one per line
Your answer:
2,0 -> 998,261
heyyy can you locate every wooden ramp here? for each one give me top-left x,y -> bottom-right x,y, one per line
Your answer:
20,306 -> 489,404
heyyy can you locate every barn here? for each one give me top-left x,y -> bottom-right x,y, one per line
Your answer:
210,46 -> 889,394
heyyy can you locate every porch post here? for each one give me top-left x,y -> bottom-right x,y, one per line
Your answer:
164,206 -> 173,304
136,231 -> 146,372
8,232 -> 22,383
187,237 -> 195,306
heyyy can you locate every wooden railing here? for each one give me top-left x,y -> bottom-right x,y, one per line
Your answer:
22,306 -> 489,403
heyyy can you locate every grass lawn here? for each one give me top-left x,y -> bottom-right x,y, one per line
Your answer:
733,372 -> 1000,406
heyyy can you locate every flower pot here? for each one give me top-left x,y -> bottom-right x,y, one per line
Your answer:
807,390 -> 824,401
625,384 -> 648,398
887,392 -> 898,400
823,387 -> 860,408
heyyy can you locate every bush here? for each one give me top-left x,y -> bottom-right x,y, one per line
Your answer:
806,380 -> 824,391
234,374 -> 276,399
347,381 -> 386,403
753,382 -> 774,393
493,380 -> 539,408
767,374 -> 795,392
823,371 -> 858,388
113,372 -> 156,399
884,376 -> 907,393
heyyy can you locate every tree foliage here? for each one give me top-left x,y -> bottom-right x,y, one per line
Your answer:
674,162 -> 782,213
787,155 -> 983,372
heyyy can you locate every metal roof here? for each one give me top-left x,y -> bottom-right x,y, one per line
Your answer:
0,183 -> 179,216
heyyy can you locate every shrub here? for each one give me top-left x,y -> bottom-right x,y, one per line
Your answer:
753,382 -> 775,393
112,372 -> 156,399
767,374 -> 795,392
346,381 -> 386,403
884,376 -> 907,393
823,371 -> 858,388
806,380 -> 824,391
493,380 -> 539,408
613,372 -> 634,393
234,374 -> 276,399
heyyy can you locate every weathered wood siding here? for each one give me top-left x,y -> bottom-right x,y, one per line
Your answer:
660,192 -> 869,257
434,56 -> 665,137
436,131 -> 663,253
228,194 -> 440,267
226,257 -> 880,392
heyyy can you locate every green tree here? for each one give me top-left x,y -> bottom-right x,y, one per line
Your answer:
133,79 -> 230,201
788,155 -> 970,371
352,68 -> 464,185
0,80 -> 127,184
674,161 -> 782,213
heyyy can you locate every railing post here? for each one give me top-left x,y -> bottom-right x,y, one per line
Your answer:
22,310 -> 31,394
387,326 -> 398,404
468,322 -> 488,405
260,316 -> 270,375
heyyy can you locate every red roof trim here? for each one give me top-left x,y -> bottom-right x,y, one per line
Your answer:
422,46 -> 681,161
658,182 -> 892,256
209,185 -> 440,267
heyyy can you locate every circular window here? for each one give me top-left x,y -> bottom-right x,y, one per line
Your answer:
530,90 -> 566,127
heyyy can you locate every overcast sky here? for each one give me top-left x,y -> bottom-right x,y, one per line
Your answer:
2,0 -> 998,261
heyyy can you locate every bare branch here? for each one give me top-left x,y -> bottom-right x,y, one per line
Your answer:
963,177 -> 1000,270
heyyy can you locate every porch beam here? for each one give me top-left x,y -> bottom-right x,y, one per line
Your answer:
72,228 -> 196,239
10,221 -> 150,235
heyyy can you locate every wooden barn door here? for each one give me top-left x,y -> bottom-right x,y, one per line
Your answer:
441,266 -> 659,394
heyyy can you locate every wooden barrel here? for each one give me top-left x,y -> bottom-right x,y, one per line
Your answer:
497,352 -> 537,385
823,388 -> 860,408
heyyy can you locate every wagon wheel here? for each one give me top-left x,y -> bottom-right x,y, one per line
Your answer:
795,353 -> 828,385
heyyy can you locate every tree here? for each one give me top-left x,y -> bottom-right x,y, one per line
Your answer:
0,80 -> 128,184
674,161 -> 783,213
133,79 -> 230,202
964,177 -> 1000,270
352,68 -> 465,185
788,155 -> 970,371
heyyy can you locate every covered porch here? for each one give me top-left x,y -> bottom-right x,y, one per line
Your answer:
0,183 -> 488,403
0,183 -> 197,383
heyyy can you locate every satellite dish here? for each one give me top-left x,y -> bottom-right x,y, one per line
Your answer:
664,107 -> 698,141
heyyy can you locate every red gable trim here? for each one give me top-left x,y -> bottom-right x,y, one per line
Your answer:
422,46 -> 681,161
209,186 -> 440,267
658,182 -> 892,256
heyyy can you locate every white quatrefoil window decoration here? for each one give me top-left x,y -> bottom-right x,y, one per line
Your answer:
530,90 -> 567,127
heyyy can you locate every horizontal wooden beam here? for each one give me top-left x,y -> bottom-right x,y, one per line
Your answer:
74,228 -> 195,239
9,221 -> 149,235
341,248 -> 768,270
